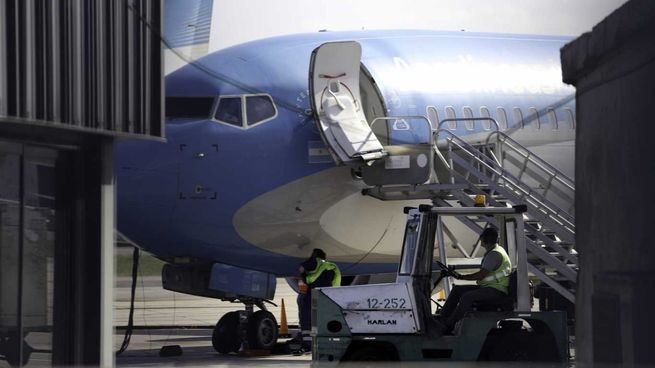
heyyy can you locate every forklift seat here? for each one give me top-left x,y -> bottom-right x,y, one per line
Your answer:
471,270 -> 516,312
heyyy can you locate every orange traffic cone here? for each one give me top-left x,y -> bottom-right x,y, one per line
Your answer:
279,298 -> 289,337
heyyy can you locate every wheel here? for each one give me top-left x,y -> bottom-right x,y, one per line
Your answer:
212,311 -> 241,354
247,310 -> 278,350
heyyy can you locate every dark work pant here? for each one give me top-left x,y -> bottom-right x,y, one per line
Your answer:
440,285 -> 506,327
298,291 -> 312,332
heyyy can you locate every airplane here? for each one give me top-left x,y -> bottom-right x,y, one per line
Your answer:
115,29 -> 575,351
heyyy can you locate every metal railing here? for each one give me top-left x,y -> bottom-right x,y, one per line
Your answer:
485,131 -> 575,216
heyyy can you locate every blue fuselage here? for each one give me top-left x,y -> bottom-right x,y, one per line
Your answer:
116,30 -> 575,276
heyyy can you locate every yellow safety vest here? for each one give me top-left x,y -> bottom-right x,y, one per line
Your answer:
305,258 -> 341,287
477,245 -> 512,294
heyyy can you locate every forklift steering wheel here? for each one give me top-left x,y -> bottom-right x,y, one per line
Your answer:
435,260 -> 456,277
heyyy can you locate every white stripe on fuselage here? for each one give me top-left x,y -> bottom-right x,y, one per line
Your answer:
233,127 -> 574,265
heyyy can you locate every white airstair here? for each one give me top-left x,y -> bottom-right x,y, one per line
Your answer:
361,118 -> 577,304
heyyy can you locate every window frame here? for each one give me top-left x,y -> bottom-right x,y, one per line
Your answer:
462,106 -> 474,131
444,106 -> 457,130
547,107 -> 559,130
513,107 -> 524,129
528,107 -> 541,130
212,93 -> 278,130
496,107 -> 508,131
244,94 -> 279,128
480,106 -> 491,130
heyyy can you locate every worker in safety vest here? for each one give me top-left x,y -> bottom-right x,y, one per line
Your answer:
296,248 -> 341,344
439,227 -> 512,332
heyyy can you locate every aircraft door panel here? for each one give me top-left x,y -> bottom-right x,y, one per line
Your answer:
309,41 -> 386,165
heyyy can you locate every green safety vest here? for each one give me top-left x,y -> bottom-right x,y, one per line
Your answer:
477,245 -> 512,294
305,258 -> 341,287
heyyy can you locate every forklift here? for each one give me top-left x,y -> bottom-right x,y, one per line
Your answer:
311,204 -> 569,364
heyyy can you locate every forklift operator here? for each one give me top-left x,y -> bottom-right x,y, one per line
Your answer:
439,227 -> 512,332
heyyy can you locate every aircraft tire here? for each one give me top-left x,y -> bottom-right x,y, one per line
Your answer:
247,310 -> 278,350
212,311 -> 240,354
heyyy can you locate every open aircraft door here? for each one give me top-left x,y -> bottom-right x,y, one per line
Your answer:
309,41 -> 387,166
310,41 -> 433,186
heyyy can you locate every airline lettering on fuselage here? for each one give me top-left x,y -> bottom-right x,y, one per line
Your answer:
367,319 -> 397,326
391,56 -> 573,95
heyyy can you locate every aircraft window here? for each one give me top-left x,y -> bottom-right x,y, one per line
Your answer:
215,97 -> 243,127
496,107 -> 508,131
463,106 -> 474,130
513,108 -> 524,129
246,95 -> 277,126
480,106 -> 491,130
547,108 -> 558,130
426,106 -> 439,130
445,106 -> 457,130
564,108 -> 575,129
528,107 -> 540,129
165,97 -> 214,119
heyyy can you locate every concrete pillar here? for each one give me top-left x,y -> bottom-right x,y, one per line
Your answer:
561,0 -> 655,366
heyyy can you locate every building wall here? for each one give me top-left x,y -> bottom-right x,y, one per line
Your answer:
0,1 -> 163,366
0,0 -> 163,138
561,0 -> 655,365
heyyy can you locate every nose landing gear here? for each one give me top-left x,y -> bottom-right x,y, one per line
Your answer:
211,302 -> 279,355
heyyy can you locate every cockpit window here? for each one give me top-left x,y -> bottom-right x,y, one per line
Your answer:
212,94 -> 277,129
166,97 -> 214,119
246,95 -> 276,126
214,97 -> 243,126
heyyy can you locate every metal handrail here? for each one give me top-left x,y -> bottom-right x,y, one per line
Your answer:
485,130 -> 575,216
433,129 -> 575,235
434,118 -> 501,167
485,131 -> 575,190
437,117 -> 500,132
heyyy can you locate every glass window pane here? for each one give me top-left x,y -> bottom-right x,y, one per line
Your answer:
22,148 -> 57,368
445,106 -> 457,130
528,107 -> 540,130
480,107 -> 491,130
513,107 -> 524,129
463,106 -> 474,130
426,106 -> 439,130
547,108 -> 558,130
0,148 -> 21,368
565,108 -> 575,129
399,216 -> 420,275
246,95 -> 276,126
165,97 -> 214,119
496,107 -> 508,131
214,97 -> 243,126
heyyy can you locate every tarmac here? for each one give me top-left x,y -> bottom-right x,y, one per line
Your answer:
113,275 -> 555,367
114,276 -> 310,366
115,276 -> 300,327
